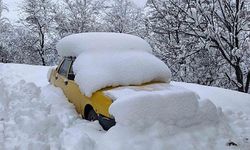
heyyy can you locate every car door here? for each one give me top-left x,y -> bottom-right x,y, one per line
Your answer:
55,58 -> 87,113
63,60 -> 84,113
54,58 -> 72,96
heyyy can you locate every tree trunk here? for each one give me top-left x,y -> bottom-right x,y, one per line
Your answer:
37,50 -> 46,66
41,56 -> 46,66
245,71 -> 250,93
234,64 -> 244,92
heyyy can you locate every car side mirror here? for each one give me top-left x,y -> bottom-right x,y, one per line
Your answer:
68,73 -> 75,80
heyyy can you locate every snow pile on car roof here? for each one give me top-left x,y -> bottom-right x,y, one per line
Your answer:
56,32 -> 152,56
73,51 -> 171,97
56,32 -> 171,96
106,83 -> 222,127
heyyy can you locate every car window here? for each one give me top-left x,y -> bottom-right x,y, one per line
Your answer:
68,61 -> 75,80
58,59 -> 72,77
69,63 -> 74,74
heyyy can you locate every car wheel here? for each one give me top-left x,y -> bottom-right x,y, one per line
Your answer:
87,109 -> 98,121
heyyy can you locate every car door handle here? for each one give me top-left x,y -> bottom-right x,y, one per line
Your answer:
55,74 -> 58,80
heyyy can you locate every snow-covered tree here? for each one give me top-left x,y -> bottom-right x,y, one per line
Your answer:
54,0 -> 105,37
0,0 -> 11,63
146,0 -> 218,85
20,0 -> 57,66
147,0 -> 250,93
103,0 -> 146,37
6,26 -> 57,65
0,0 -> 6,18
180,0 -> 250,93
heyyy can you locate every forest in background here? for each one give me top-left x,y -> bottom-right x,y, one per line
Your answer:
0,0 -> 250,93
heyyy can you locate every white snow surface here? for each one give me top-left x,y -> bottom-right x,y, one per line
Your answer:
106,84 -> 225,129
73,51 -> 172,97
172,82 -> 250,114
56,32 -> 152,57
1,63 -> 250,150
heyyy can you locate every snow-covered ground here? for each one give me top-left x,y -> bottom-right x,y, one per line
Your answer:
0,63 -> 250,150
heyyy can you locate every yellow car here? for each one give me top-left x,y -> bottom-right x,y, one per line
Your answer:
48,56 -> 115,130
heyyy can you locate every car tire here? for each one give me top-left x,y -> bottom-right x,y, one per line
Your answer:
87,109 -> 98,121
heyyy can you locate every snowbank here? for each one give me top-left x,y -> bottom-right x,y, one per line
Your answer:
60,128 -> 95,150
172,82 -> 250,114
56,32 -> 152,56
106,83 -> 222,128
0,78 -> 97,150
1,63 -> 250,150
0,63 -> 50,87
73,52 -> 171,97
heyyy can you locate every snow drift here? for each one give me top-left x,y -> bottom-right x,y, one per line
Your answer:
1,63 -> 250,150
172,82 -> 250,114
56,32 -> 152,57
73,52 -> 171,97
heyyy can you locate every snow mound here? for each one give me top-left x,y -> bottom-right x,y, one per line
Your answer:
172,82 -> 250,114
73,52 -> 171,97
60,128 -> 95,150
56,32 -> 152,56
0,79 -> 81,149
0,63 -> 50,87
107,83 -> 222,128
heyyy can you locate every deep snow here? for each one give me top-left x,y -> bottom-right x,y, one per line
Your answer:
106,83 -> 222,129
0,63 -> 250,150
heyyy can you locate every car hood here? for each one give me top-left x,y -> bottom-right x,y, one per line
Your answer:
104,82 -> 199,101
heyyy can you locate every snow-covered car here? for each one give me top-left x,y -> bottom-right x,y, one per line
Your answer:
48,56 -> 116,130
48,32 -> 172,130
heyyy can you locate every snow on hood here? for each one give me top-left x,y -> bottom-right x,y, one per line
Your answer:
106,83 -> 222,127
56,32 -> 152,57
73,51 -> 171,97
